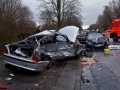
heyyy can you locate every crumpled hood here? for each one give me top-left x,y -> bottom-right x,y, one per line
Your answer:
59,26 -> 79,42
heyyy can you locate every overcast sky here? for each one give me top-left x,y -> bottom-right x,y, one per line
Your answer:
22,0 -> 112,29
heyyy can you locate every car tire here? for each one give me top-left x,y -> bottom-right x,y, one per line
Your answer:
44,57 -> 53,69
113,35 -> 118,42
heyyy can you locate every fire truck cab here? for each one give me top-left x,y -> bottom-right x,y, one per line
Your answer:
110,19 -> 120,42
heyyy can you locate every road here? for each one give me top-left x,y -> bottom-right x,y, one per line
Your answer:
0,56 -> 81,90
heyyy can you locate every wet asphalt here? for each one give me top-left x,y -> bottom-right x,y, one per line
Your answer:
81,39 -> 120,90
0,38 -> 120,90
0,56 -> 81,90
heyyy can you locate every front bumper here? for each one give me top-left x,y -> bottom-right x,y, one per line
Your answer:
86,43 -> 105,48
3,54 -> 49,72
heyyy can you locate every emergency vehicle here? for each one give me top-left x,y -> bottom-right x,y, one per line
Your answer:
110,19 -> 120,42
102,30 -> 110,36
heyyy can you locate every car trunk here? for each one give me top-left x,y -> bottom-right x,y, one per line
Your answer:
8,43 -> 36,58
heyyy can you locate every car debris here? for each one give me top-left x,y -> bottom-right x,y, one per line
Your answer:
108,45 -> 120,50
5,78 -> 12,81
81,57 -> 97,65
81,73 -> 90,83
115,51 -> 120,56
10,73 -> 14,76
98,68 -> 102,71
35,84 -> 38,86
0,83 -> 8,89
82,73 -> 87,83
81,57 -> 98,72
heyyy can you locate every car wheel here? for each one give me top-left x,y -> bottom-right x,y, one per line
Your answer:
113,35 -> 118,42
44,57 -> 53,69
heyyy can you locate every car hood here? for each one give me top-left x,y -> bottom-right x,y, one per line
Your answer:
59,26 -> 79,42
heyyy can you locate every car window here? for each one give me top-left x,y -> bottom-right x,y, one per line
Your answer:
56,35 -> 67,42
79,34 -> 86,37
88,33 -> 102,39
25,37 -> 37,44
40,36 -> 54,45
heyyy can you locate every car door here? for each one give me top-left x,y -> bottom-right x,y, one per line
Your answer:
40,36 -> 58,60
55,34 -> 75,59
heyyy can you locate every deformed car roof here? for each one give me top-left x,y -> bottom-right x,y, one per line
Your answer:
31,30 -> 54,37
27,26 -> 79,43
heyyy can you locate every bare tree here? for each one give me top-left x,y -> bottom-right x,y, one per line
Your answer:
88,24 -> 98,31
38,0 -> 82,29
96,0 -> 120,32
0,0 -> 35,51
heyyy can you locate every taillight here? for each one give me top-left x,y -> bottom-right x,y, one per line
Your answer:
32,55 -> 39,63
4,47 -> 8,54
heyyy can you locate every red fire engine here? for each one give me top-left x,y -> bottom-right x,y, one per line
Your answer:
110,19 -> 120,42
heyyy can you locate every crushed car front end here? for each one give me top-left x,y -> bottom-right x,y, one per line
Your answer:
86,32 -> 109,50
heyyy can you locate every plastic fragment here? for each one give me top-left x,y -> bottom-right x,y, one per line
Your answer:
10,73 -> 14,76
0,83 -> 8,89
98,68 -> 102,71
5,78 -> 12,80
35,84 -> 38,86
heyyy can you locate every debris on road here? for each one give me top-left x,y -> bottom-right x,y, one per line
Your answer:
81,57 -> 98,71
98,68 -> 102,71
115,51 -> 120,56
81,57 -> 97,66
108,45 -> 120,50
35,84 -> 38,86
0,83 -> 8,89
82,73 -> 87,83
104,48 -> 110,55
10,73 -> 14,76
81,73 -> 90,83
5,78 -> 12,80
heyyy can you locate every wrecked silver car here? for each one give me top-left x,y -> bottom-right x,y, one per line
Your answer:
3,26 -> 85,72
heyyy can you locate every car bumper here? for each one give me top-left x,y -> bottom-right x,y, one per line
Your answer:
3,54 -> 49,72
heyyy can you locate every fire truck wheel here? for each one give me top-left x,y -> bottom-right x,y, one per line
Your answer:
113,35 -> 118,42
